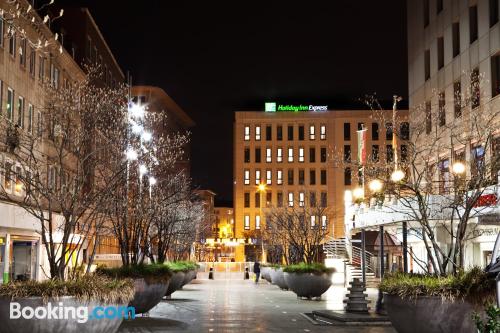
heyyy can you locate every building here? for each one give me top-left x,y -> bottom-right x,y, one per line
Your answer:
233,105 -> 409,262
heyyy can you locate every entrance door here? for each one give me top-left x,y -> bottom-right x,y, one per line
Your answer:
12,241 -> 33,281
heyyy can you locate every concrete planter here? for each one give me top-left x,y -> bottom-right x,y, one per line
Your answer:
130,278 -> 169,314
165,271 -> 185,297
0,296 -> 126,333
384,293 -> 479,333
180,270 -> 197,288
270,268 -> 288,290
283,272 -> 332,298
261,267 -> 272,283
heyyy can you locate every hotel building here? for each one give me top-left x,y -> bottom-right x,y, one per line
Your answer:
233,106 -> 409,262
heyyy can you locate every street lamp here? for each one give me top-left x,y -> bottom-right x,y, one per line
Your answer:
128,103 -> 145,119
149,176 -> 157,186
142,131 -> 152,142
353,187 -> 365,200
132,123 -> 143,135
368,179 -> 383,193
452,161 -> 465,174
139,164 -> 148,175
391,169 -> 405,182
257,183 -> 267,263
126,148 -> 138,161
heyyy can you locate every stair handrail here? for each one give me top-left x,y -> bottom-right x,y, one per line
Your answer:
351,245 -> 374,273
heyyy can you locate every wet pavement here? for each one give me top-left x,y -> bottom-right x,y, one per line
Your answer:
118,278 -> 396,333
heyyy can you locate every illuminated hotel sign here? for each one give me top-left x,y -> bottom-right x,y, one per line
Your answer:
265,102 -> 328,112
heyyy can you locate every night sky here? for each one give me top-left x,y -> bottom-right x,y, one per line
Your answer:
58,1 -> 408,203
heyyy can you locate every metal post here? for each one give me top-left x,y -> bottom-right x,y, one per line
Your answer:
361,228 -> 366,287
402,221 -> 408,273
376,226 -> 385,314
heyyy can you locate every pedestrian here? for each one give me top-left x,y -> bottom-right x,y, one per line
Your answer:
253,261 -> 261,283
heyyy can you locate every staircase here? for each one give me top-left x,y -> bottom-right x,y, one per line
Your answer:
323,236 -> 348,259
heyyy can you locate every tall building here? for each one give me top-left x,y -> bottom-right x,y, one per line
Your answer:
233,105 -> 409,262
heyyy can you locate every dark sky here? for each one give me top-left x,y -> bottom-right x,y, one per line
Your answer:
58,1 -> 408,203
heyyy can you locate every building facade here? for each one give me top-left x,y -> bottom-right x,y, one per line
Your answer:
233,107 -> 409,262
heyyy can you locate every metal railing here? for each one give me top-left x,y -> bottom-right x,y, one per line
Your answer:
323,236 -> 348,259
351,245 -> 375,273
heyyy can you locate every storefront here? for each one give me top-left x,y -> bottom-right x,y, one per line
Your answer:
0,233 -> 41,283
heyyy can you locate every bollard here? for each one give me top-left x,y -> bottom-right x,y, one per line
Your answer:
244,267 -> 249,280
209,267 -> 214,280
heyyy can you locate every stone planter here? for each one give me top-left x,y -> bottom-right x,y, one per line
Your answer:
0,296 -> 127,333
284,272 -> 332,298
165,271 -> 185,297
130,278 -> 169,314
384,294 -> 479,333
180,270 -> 197,288
261,267 -> 272,283
270,268 -> 288,290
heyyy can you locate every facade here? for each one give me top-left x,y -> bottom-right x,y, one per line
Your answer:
233,107 -> 409,262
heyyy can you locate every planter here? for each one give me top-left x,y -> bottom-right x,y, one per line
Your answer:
165,271 -> 185,297
0,296 -> 127,333
180,270 -> 197,288
261,267 -> 272,283
129,278 -> 169,314
270,268 -> 288,290
284,272 -> 332,298
384,294 -> 479,333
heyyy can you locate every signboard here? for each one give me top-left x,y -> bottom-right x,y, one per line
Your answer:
265,102 -> 328,112
474,194 -> 498,207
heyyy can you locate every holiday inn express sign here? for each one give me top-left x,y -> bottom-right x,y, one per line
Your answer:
265,102 -> 328,112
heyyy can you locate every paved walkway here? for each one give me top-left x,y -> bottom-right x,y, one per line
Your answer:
119,278 -> 396,333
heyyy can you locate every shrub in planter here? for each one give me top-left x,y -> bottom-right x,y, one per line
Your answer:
164,262 -> 192,297
380,268 -> 496,333
176,261 -> 199,288
97,264 -> 171,314
0,275 -> 134,333
283,263 -> 335,299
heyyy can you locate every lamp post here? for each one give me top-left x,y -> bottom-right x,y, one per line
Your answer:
257,183 -> 266,263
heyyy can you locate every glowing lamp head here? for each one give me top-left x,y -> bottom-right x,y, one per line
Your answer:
139,164 -> 148,175
126,149 -> 138,161
391,169 -> 405,182
353,187 -> 365,199
129,103 -> 145,119
369,179 -> 383,192
258,183 -> 267,192
452,162 -> 465,174
132,124 -> 143,135
149,177 -> 157,186
142,131 -> 152,142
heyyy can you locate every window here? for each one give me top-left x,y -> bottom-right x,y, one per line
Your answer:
320,192 -> 327,207
8,32 -> 15,56
438,159 -> 450,194
38,56 -> 45,81
298,125 -> 304,140
492,55 -> 500,97
37,111 -> 42,137
321,216 -> 327,229
244,126 -> 250,141
320,147 -> 327,163
344,145 -> 351,162
288,125 -> 294,140
244,170 -> 250,185
3,161 -> 12,192
20,38 -> 26,66
437,0 -> 443,13
471,145 -> 485,179
29,48 -> 36,76
288,147 -> 294,162
400,122 -> 410,140
287,169 -> 294,185
452,22 -> 460,58
320,170 -> 327,185
310,192 -> 316,207
492,137 -> 500,182
310,147 -> 316,163
266,125 -> 272,140
299,147 -> 305,162
309,125 -> 315,140
266,148 -> 272,163
401,144 -> 408,162
244,148 -> 250,163
14,165 -> 23,195
343,123 -> 350,140
454,81 -> 462,117
255,125 -> 261,140
425,101 -> 432,134
277,148 -> 283,162
386,122 -> 393,140
266,169 -> 272,185
437,37 -> 444,70
372,123 -> 379,140
7,88 -> 13,121
277,125 -> 283,140
244,193 -> 250,208
244,216 -> 250,230
299,169 -> 305,185
0,14 -> 3,48
277,192 -> 283,207
424,0 -> 430,27
344,168 -> 352,185
299,192 -> 305,207
438,92 -> 446,126
491,0 -> 499,27
470,6 -> 478,44
255,170 -> 261,185
310,169 -> 316,185
255,192 -> 260,208
471,68 -> 480,109
255,148 -> 261,163
320,125 -> 326,140
255,216 -> 261,230
27,104 -> 33,134
386,145 -> 394,163
425,49 -> 430,80
372,145 -> 379,162
310,216 -> 316,228
17,96 -> 24,128
288,192 -> 294,207
277,169 -> 283,185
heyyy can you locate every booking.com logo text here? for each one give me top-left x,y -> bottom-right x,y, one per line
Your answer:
10,302 -> 135,323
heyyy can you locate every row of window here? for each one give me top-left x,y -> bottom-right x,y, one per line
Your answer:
243,191 -> 328,209
243,169 -> 327,186
243,214 -> 327,230
244,147 -> 328,164
423,1 -> 498,31
0,81 -> 42,135
244,124 -> 326,141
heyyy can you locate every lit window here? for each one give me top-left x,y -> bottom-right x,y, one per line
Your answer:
255,125 -> 261,140
299,192 -> 305,206
288,147 -> 294,162
277,148 -> 283,162
244,169 -> 250,185
7,87 -> 14,121
277,170 -> 283,185
3,161 -> 12,192
15,165 -> 23,195
288,192 -> 294,207
310,216 -> 316,228
255,170 -> 261,185
244,126 -> 250,141
320,125 -> 326,140
266,169 -> 272,185
17,96 -> 24,128
255,216 -> 261,229
266,148 -> 272,162
244,216 -> 250,230
299,148 -> 305,162
321,216 -> 327,229
27,104 -> 33,134
309,125 -> 315,140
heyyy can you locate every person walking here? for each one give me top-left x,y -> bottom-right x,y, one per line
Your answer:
253,261 -> 261,283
